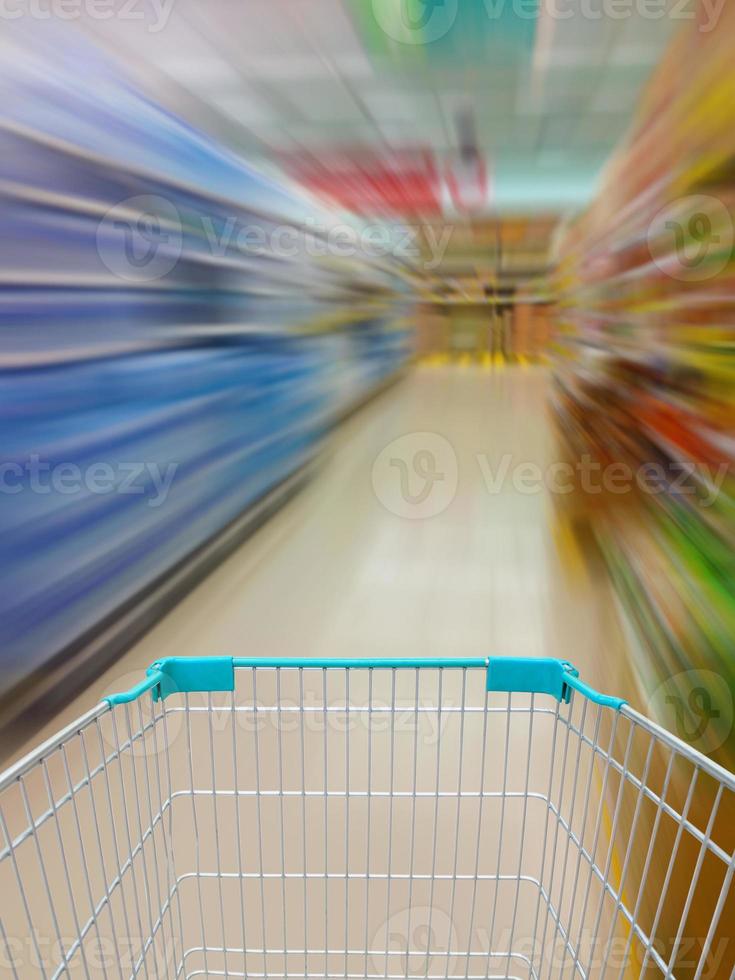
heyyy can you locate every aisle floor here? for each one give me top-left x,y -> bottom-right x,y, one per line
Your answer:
11,364 -> 628,760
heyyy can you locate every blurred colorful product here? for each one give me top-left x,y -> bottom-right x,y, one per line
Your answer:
550,7 -> 735,771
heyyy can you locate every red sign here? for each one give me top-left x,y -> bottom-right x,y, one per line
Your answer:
282,149 -> 442,215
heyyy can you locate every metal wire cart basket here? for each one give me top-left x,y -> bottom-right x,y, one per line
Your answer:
1,657 -> 734,979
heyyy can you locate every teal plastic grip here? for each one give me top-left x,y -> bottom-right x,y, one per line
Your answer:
104,655 -> 625,710
486,657 -> 577,703
485,657 -> 626,709
563,671 -> 627,710
104,670 -> 164,706
104,657 -> 234,705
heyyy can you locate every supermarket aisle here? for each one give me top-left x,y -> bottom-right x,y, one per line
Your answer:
11,364 -> 628,759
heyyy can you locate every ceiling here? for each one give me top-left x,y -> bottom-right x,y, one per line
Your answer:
74,0 -> 677,218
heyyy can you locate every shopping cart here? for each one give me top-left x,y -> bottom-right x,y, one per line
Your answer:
1,657 -> 733,979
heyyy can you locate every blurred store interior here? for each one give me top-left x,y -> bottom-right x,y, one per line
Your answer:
1,0 -> 733,786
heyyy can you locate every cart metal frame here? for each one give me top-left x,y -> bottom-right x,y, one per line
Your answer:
1,657 -> 733,979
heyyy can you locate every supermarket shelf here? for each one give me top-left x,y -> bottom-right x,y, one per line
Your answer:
0,368 -> 407,755
550,6 -> 735,770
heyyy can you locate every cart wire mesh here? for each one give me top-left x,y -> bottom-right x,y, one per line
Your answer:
1,659 -> 734,980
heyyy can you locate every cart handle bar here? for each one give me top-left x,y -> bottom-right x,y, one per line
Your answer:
103,656 -> 627,710
7,659 -> 735,797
